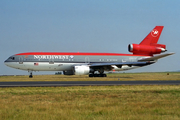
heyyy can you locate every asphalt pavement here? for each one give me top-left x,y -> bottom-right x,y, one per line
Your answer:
0,80 -> 180,87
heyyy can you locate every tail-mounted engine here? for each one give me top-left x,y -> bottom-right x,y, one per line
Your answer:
128,44 -> 167,56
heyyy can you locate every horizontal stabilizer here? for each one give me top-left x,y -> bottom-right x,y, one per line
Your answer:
138,53 -> 175,62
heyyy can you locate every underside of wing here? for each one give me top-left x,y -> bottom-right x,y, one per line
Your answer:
90,62 -> 153,67
89,61 -> 155,71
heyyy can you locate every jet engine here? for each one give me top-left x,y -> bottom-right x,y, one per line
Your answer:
63,66 -> 90,75
73,65 -> 90,75
128,44 -> 166,56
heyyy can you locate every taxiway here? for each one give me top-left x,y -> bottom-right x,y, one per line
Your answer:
0,80 -> 180,87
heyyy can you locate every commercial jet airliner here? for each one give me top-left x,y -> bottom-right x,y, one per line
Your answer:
4,26 -> 174,78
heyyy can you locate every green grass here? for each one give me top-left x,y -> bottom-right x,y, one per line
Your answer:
0,86 -> 180,120
0,73 -> 180,119
0,72 -> 180,82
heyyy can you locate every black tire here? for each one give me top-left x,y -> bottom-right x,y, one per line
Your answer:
89,74 -> 94,77
92,74 -> 107,77
29,75 -> 33,78
94,74 -> 99,77
99,74 -> 107,77
99,74 -> 103,77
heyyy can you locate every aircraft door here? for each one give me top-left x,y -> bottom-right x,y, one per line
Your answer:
85,57 -> 90,63
19,57 -> 23,64
49,58 -> 54,64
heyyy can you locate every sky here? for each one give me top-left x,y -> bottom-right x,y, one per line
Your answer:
0,0 -> 180,75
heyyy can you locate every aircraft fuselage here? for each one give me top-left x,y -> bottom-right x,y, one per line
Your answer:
4,52 -> 150,72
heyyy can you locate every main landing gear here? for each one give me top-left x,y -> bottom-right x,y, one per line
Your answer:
29,71 -> 33,78
89,68 -> 107,77
89,74 -> 107,77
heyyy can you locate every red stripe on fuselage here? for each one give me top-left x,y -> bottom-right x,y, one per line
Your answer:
16,52 -> 149,57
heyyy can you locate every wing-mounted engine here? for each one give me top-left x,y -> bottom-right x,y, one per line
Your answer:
73,65 -> 90,75
63,66 -> 90,75
128,44 -> 167,56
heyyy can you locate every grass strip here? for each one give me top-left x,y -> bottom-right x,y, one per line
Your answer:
0,85 -> 180,120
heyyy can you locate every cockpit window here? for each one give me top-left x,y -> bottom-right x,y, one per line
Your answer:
9,57 -> 15,60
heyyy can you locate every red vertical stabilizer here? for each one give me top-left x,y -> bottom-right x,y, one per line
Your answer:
140,26 -> 164,45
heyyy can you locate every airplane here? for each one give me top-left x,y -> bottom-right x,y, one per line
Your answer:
4,26 -> 174,78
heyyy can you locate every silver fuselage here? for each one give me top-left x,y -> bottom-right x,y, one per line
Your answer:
4,52 -> 151,72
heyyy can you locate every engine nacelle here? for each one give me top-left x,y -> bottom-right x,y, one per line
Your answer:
150,43 -> 166,49
128,44 -> 166,55
73,65 -> 90,75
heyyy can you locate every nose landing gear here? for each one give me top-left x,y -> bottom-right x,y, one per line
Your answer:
29,71 -> 33,78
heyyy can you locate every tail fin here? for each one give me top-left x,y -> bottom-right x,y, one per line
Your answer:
128,26 -> 167,56
140,26 -> 164,45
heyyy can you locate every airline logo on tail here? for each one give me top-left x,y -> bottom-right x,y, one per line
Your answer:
151,29 -> 159,37
140,26 -> 164,45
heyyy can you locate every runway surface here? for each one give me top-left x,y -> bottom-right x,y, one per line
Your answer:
0,80 -> 180,87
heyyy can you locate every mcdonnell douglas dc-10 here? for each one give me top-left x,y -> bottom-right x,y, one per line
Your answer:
4,26 -> 174,78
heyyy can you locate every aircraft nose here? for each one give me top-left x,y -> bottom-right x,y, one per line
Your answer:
4,56 -> 17,68
4,57 -> 12,66
4,59 -> 8,62
4,59 -> 9,66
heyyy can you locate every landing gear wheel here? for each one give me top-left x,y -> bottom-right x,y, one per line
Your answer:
89,74 -> 94,77
29,71 -> 33,78
88,74 -> 107,77
29,75 -> 33,78
103,74 -> 107,77
99,74 -> 107,77
94,74 -> 99,77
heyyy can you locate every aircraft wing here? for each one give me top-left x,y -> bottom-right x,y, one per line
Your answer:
89,61 -> 154,67
138,52 -> 175,62
88,53 -> 174,70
